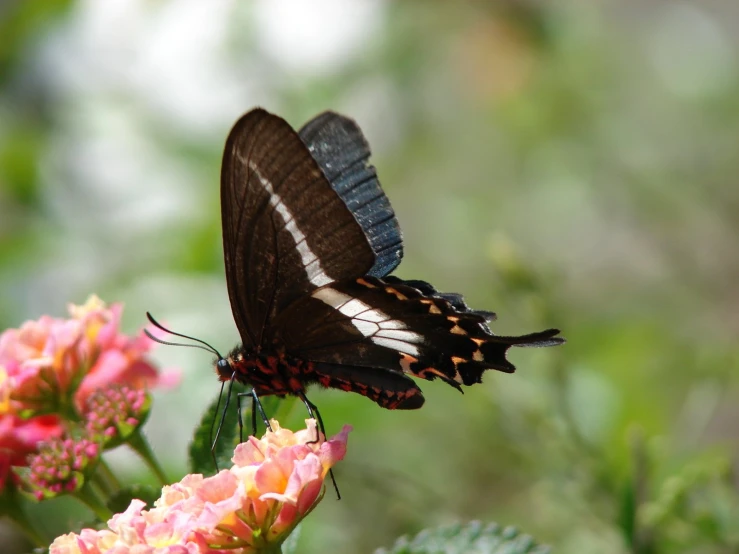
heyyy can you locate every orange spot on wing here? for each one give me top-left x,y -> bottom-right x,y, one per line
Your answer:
420,299 -> 442,314
399,353 -> 418,373
419,367 -> 448,380
385,287 -> 408,300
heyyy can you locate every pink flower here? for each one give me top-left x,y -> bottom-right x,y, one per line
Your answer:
0,295 -> 178,417
49,420 -> 352,553
0,296 -> 179,493
48,528 -> 120,554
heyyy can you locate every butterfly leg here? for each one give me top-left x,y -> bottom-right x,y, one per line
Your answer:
235,390 -> 247,443
210,374 -> 236,470
237,388 -> 273,438
297,391 -> 324,443
297,391 -> 341,500
250,392 -> 257,438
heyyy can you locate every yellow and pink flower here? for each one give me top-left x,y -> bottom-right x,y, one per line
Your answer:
0,296 -> 177,492
50,419 -> 351,554
0,295 -> 175,416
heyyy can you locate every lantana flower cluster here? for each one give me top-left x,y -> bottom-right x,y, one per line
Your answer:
21,437 -> 100,501
51,420 -> 351,553
0,295 -> 175,494
0,296 -> 349,552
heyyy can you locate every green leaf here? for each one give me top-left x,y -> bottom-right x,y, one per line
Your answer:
375,521 -> 550,554
107,485 -> 160,514
188,382 -> 247,476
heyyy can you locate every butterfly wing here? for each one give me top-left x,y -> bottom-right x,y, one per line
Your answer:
221,109 -> 378,346
307,361 -> 425,410
275,276 -> 563,408
299,111 -> 403,278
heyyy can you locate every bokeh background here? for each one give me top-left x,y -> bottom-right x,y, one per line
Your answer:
2,1 -> 739,552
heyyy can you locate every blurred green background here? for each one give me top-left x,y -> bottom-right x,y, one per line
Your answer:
2,1 -> 738,552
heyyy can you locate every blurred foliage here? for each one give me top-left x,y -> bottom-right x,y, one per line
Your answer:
376,521 -> 551,554
1,1 -> 739,553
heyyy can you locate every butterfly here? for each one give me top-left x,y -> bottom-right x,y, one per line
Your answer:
210,108 -> 563,422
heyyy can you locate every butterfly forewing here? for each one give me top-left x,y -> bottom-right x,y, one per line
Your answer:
299,112 -> 403,278
221,110 -> 377,345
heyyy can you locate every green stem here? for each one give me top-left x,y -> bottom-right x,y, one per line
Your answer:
74,484 -> 113,522
92,459 -> 122,497
128,430 -> 168,486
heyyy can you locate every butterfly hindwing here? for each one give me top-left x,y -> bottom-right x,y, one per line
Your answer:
273,276 -> 563,403
299,111 -> 403,278
221,109 -> 378,346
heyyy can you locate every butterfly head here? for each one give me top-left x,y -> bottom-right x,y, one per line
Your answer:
215,356 -> 232,380
214,346 -> 262,385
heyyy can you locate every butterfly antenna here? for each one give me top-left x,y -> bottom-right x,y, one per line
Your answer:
145,312 -> 223,358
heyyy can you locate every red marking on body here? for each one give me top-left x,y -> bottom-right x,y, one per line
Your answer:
225,351 -> 313,396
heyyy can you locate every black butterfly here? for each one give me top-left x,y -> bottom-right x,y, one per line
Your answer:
213,108 -> 563,418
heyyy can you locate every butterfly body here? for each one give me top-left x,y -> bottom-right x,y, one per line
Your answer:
222,340 -> 423,410
218,108 -> 563,412
220,347 -> 314,398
